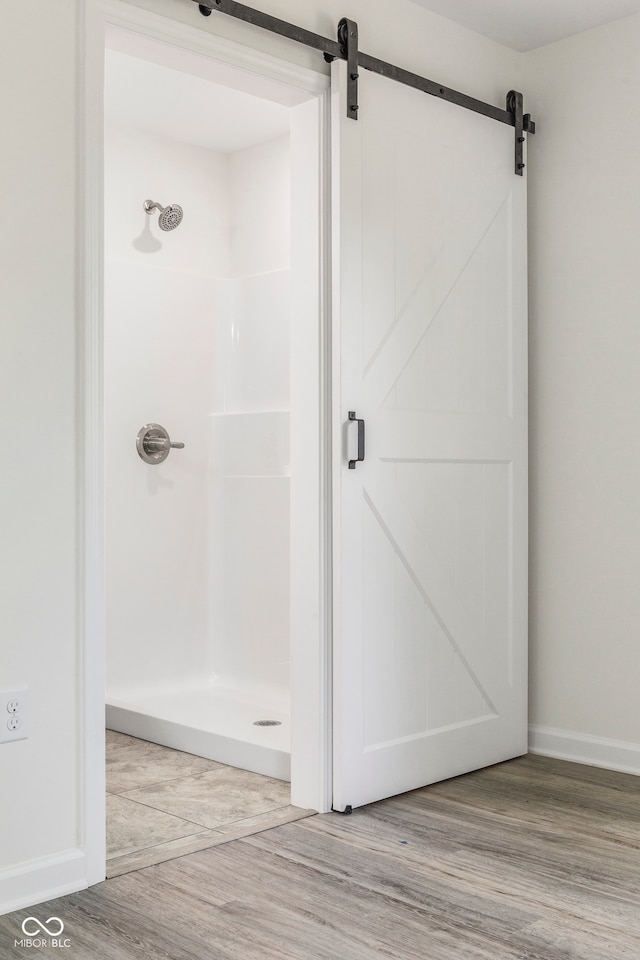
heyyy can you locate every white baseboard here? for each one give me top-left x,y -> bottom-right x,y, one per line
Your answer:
0,848 -> 87,918
529,725 -> 640,777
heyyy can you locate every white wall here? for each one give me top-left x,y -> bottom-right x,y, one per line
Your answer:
525,16 -> 640,768
0,0 -> 83,912
104,122 -> 228,695
0,0 -> 523,916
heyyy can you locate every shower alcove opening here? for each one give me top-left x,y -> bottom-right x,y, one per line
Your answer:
103,21 -> 328,801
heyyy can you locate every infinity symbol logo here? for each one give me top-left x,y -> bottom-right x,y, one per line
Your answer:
22,917 -> 65,937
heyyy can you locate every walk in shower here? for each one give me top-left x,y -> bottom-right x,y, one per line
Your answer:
103,39 -> 295,781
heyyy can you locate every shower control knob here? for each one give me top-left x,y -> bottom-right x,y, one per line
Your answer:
136,423 -> 185,465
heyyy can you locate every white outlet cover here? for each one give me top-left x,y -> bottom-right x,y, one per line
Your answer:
0,688 -> 29,743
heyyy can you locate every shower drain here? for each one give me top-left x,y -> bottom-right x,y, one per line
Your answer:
253,719 -> 282,727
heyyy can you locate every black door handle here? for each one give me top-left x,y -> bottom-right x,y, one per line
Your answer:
348,411 -> 365,469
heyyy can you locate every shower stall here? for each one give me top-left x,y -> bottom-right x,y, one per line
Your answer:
103,41 -> 305,782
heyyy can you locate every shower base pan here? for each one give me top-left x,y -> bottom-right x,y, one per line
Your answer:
106,680 -> 290,781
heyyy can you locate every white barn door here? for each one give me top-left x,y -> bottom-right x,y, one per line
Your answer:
331,61 -> 528,811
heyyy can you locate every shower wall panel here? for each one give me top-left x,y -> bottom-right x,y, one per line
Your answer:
105,120 -> 293,715
229,134 -> 290,277
214,271 -> 290,413
105,262 -> 219,692
212,271 -> 291,699
105,123 -> 229,698
105,122 -> 230,276
210,136 -> 292,701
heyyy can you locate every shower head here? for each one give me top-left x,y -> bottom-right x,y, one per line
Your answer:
144,199 -> 183,232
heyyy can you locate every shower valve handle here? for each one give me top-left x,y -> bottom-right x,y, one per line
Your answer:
136,423 -> 185,465
146,437 -> 185,451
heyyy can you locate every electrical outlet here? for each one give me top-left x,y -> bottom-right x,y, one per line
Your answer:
0,688 -> 29,743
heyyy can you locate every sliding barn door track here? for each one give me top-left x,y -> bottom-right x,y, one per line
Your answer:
193,0 -> 535,175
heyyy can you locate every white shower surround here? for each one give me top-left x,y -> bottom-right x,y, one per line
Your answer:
104,113 -> 294,779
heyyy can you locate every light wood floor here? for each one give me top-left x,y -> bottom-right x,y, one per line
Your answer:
2,754 -> 640,959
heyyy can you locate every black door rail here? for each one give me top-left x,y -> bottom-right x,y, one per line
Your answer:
194,0 -> 535,175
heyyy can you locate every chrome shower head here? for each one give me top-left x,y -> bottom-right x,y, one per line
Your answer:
144,199 -> 184,232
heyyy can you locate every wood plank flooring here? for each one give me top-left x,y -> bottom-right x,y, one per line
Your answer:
2,755 -> 640,959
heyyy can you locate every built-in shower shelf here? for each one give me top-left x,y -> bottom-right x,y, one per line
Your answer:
221,475 -> 290,480
212,410 -> 290,478
211,410 -> 290,416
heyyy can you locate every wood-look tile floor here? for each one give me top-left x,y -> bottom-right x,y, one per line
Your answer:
3,754 -> 640,958
105,731 -> 313,877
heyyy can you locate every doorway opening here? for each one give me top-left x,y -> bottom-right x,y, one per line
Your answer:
99,20 -> 330,876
